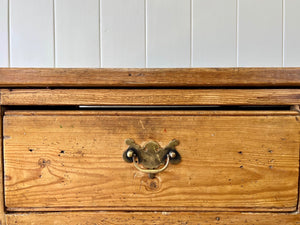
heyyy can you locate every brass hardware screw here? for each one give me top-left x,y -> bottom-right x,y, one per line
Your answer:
127,150 -> 134,158
169,151 -> 176,158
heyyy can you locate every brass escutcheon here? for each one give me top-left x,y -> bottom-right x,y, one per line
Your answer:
123,139 -> 181,178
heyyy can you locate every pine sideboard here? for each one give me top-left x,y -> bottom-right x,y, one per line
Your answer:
0,68 -> 299,225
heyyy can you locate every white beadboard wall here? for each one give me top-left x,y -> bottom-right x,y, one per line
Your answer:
0,0 -> 300,68
9,0 -> 54,67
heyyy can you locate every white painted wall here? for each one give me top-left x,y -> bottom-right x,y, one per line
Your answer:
0,0 -> 299,68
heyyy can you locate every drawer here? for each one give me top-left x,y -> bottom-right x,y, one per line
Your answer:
3,110 -> 300,212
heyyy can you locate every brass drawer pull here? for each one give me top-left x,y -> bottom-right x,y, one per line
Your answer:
133,153 -> 170,174
123,139 -> 181,178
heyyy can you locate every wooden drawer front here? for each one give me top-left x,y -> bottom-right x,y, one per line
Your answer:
3,111 -> 300,212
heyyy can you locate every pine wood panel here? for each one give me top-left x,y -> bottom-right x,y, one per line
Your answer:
1,68 -> 300,87
3,112 -> 299,211
0,107 -> 6,225
5,110 -> 299,116
5,212 -> 300,225
1,88 -> 300,106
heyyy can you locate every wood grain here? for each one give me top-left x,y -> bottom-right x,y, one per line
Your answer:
0,107 -> 6,225
3,112 -> 299,211
1,89 -> 300,106
5,110 -> 300,116
5,212 -> 300,225
0,68 -> 300,87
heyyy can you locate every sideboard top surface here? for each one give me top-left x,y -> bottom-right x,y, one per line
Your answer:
0,68 -> 300,87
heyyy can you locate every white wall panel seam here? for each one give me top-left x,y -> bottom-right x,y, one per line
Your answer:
5,0 -> 300,68
190,0 -> 193,67
0,0 -> 9,67
99,0 -> 102,68
282,0 -> 285,67
145,0 -> 147,68
8,0 -> 10,67
236,0 -> 239,67
53,0 -> 56,67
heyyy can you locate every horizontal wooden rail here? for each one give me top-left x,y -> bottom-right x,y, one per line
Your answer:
0,68 -> 300,87
6,212 -> 300,225
1,89 -> 300,106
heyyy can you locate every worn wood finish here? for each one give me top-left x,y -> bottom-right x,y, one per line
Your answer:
1,89 -> 300,106
0,68 -> 300,87
0,107 -> 6,225
5,212 -> 300,225
5,110 -> 300,116
3,112 -> 299,211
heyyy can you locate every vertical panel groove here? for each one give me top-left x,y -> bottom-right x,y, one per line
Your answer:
8,0 -> 10,67
282,0 -> 285,67
145,0 -> 147,68
53,0 -> 56,68
236,0 -> 239,67
99,0 -> 102,68
0,0 -> 9,67
190,0 -> 193,67
5,0 -> 298,68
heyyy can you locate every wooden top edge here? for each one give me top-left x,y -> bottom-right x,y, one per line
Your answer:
5,206 -> 297,213
6,211 -> 300,225
5,212 -> 300,225
4,110 -> 299,116
0,68 -> 300,87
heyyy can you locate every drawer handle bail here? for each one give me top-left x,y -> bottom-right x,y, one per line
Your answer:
123,139 -> 181,179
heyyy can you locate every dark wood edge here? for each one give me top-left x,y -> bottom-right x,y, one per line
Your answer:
4,110 -> 300,116
5,211 -> 300,225
5,206 -> 297,213
1,89 -> 300,106
1,68 -> 300,87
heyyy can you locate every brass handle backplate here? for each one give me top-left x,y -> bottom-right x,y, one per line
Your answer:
123,139 -> 181,178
